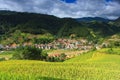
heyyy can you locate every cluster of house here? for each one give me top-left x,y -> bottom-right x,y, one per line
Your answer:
0,43 -> 18,50
35,38 -> 94,50
0,38 -> 94,50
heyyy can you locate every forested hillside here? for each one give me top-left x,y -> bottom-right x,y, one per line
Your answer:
0,10 -> 120,39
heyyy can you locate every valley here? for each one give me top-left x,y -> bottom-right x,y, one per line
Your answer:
0,10 -> 120,80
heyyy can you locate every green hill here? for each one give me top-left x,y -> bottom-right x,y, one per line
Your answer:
114,17 -> 120,27
0,10 -> 120,39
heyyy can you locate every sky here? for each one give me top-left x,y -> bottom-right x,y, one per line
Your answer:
0,0 -> 120,19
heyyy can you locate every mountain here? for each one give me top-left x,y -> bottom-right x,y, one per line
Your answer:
0,10 -> 17,15
114,17 -> 120,27
115,17 -> 120,21
0,10 -> 63,35
76,17 -> 111,22
0,10 -> 120,40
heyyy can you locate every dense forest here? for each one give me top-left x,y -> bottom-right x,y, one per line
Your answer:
0,10 -> 120,43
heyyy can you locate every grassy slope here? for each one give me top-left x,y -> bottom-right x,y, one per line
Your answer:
0,51 -> 14,59
0,48 -> 120,80
65,48 -> 120,63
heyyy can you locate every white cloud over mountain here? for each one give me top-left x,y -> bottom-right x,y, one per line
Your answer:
0,0 -> 120,19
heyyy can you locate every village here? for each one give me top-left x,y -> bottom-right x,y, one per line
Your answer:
0,38 -> 94,51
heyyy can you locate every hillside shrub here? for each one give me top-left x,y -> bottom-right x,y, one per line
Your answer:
107,48 -> 120,55
0,57 -> 6,61
107,48 -> 113,54
12,46 -> 68,62
12,46 -> 48,60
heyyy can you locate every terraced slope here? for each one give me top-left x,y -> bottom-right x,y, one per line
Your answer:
65,48 -> 120,62
0,48 -> 120,80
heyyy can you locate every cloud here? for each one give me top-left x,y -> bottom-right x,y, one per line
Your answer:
114,0 -> 120,3
0,0 -> 120,19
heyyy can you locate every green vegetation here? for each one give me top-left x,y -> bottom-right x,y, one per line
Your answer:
12,46 -> 67,62
0,10 -> 120,80
12,46 -> 48,60
0,51 -> 14,59
47,53 -> 67,62
107,48 -> 120,55
65,51 -> 94,62
0,30 -> 55,45
0,48 -> 120,80
0,11 -> 120,45
32,33 -> 54,44
66,48 -> 120,63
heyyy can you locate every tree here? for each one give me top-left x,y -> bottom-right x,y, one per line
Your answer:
13,46 -> 48,60
59,53 -> 67,61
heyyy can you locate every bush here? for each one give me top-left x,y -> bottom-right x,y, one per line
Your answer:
106,48 -> 120,55
0,57 -> 6,61
13,46 -> 48,60
107,48 -> 113,54
13,47 -> 68,62
47,53 -> 67,62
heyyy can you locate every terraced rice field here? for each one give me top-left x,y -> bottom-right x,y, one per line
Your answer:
0,48 -> 120,80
